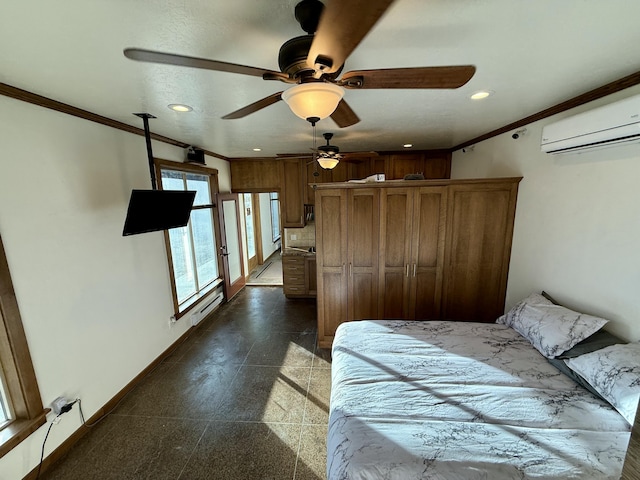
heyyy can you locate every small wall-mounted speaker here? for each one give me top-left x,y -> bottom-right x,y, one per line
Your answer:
185,146 -> 206,165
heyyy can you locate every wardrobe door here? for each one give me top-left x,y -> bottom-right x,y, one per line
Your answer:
409,187 -> 447,320
378,188 -> 413,319
316,189 -> 348,347
442,182 -> 519,322
347,188 -> 380,322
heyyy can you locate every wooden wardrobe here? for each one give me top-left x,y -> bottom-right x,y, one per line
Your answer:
315,177 -> 522,348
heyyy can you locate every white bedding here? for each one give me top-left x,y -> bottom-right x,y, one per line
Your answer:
328,320 -> 631,480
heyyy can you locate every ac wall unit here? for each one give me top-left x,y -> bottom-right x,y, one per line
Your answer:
541,93 -> 640,154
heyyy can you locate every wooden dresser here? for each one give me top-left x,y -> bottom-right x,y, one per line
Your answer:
314,177 -> 522,348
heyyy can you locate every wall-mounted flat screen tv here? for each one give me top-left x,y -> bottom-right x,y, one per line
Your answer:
122,189 -> 196,236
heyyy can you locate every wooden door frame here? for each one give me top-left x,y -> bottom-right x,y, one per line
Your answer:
253,193 -> 264,265
217,193 -> 246,300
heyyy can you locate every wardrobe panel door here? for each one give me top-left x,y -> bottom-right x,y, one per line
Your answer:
316,189 -> 348,346
348,189 -> 379,321
379,188 -> 412,319
411,187 -> 447,320
443,184 -> 517,322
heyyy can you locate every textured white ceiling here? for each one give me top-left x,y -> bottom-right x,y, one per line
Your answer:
1,0 -> 640,158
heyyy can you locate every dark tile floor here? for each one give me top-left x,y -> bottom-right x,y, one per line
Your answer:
43,287 -> 331,480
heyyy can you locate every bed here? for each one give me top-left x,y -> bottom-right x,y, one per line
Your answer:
328,301 -> 638,479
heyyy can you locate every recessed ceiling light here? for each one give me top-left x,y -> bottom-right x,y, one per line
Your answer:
253,148 -> 262,152
470,91 -> 492,100
403,144 -> 413,148
168,104 -> 193,112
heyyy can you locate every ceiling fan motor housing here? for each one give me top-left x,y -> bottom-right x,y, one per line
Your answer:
278,35 -> 316,78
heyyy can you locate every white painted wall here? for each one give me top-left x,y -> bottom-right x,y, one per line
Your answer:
452,85 -> 640,341
259,193 -> 280,260
0,95 -> 230,479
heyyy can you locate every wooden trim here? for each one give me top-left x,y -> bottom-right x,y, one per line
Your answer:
453,69 -> 640,151
0,82 -> 228,161
0,235 -> 47,459
21,325 -> 196,480
253,194 -> 264,265
155,158 -> 219,176
314,177 -> 523,190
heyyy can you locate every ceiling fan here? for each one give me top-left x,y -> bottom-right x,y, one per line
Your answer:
123,0 -> 476,128
278,132 -> 377,164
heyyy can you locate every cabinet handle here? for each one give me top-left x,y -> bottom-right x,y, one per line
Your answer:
413,264 -> 417,277
349,263 -> 352,277
405,264 -> 409,277
342,263 -> 346,276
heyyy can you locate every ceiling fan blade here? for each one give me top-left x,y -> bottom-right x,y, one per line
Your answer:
124,48 -> 289,81
222,92 -> 283,119
342,151 -> 379,158
307,0 -> 395,75
339,66 -> 476,89
331,99 -> 360,128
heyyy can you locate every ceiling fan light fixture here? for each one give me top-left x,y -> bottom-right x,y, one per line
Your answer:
317,156 -> 340,169
282,82 -> 344,121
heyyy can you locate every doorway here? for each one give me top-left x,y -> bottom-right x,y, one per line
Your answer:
217,193 -> 246,299
243,192 -> 283,286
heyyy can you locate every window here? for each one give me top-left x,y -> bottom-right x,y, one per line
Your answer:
156,160 -> 222,316
0,234 -> 47,458
269,192 -> 281,242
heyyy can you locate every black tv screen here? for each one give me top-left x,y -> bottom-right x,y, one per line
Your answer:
122,189 -> 196,236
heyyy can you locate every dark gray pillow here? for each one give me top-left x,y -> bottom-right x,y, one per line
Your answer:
556,329 -> 626,359
541,290 -> 560,305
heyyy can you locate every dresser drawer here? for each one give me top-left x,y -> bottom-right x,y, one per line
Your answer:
283,273 -> 305,285
284,284 -> 306,295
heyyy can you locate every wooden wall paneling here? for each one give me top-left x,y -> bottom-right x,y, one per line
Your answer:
422,151 -> 452,179
347,188 -> 380,322
374,155 -> 388,178
388,153 -> 425,180
330,161 -> 349,182
230,158 -> 281,192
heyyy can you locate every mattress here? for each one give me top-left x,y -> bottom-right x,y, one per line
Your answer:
328,320 -> 631,480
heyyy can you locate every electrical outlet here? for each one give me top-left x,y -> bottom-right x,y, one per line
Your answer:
291,234 -> 297,240
51,396 -> 68,415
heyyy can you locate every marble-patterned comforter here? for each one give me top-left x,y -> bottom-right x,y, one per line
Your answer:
328,320 -> 631,480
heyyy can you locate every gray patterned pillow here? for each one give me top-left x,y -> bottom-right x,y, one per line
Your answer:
497,293 -> 608,358
566,343 -> 640,425
496,292 -> 553,327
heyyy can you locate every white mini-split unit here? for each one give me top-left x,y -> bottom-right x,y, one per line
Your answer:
541,93 -> 640,154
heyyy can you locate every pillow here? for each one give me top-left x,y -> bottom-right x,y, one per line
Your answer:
541,290 -> 560,305
496,292 -> 554,326
566,343 -> 640,425
497,293 -> 608,358
547,357 -> 608,401
556,329 -> 626,359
